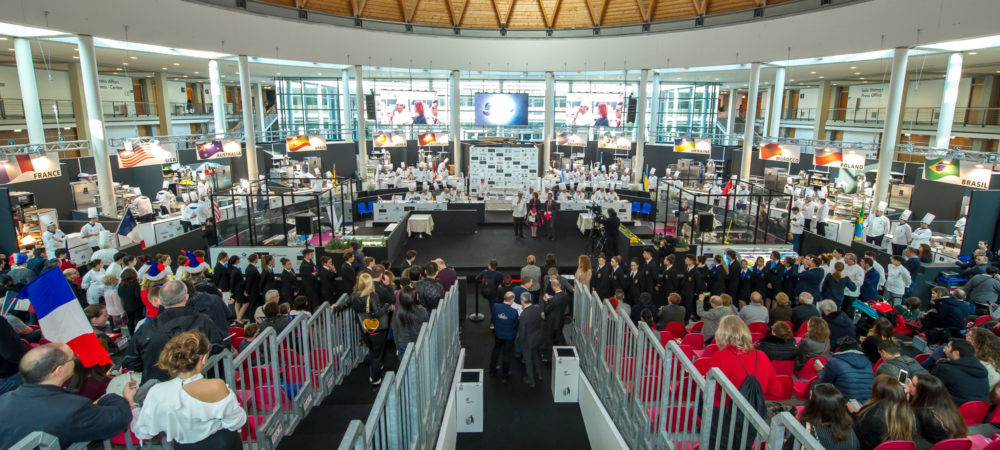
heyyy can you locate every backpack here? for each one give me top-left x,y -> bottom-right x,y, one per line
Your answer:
712,352 -> 767,450
481,271 -> 500,299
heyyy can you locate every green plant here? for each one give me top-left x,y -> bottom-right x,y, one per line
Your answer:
325,238 -> 361,251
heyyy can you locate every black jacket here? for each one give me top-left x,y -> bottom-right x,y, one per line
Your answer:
660,265 -> 676,295
621,270 -> 642,303
791,304 -> 820,331
749,267 -> 767,298
823,311 -> 856,346
299,259 -> 319,301
319,266 -> 339,304
764,261 -> 784,298
213,262 -> 230,291
0,384 -> 131,449
709,266 -> 727,295
261,267 -> 280,294
340,263 -> 356,293
229,266 -> 246,303
610,266 -> 625,296
415,278 -> 445,310
122,306 -> 225,383
279,268 -> 299,302
188,292 -> 233,337
932,356 -> 990,405
545,290 -> 571,333
640,259 -> 659,295
518,304 -> 544,348
0,316 -> 27,378
118,280 -> 143,314
726,260 -> 741,297
755,335 -> 797,361
593,264 -> 613,299
244,264 -> 262,306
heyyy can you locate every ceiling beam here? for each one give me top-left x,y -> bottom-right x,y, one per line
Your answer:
457,0 -> 471,26
444,0 -> 456,25
598,0 -> 610,25
296,0 -> 308,8
690,0 -> 706,16
551,0 -> 564,26
358,0 -> 371,15
635,0 -> 648,21
397,0 -> 407,21
490,0 -> 503,25
502,0 -> 517,25
406,0 -> 422,22
584,0 -> 598,26
537,0 -> 549,27
648,0 -> 658,20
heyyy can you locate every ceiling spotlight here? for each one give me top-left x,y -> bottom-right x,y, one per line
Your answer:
129,56 -> 137,60
810,71 -> 816,74
72,55 -> 79,59
172,62 -> 180,66
122,62 -> 129,66
969,52 -> 978,55
818,76 -> 825,79
854,72 -> 861,75
162,67 -> 168,70
194,71 -> 199,74
849,66 -> 856,69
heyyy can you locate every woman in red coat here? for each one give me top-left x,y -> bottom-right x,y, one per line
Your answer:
710,315 -> 783,406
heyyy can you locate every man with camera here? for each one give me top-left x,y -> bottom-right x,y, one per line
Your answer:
596,208 -> 621,258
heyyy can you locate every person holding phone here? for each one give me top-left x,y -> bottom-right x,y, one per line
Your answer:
853,375 -> 917,450
905,373 -> 968,446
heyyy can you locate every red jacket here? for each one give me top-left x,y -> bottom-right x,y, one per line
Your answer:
710,347 -> 782,406
59,259 -> 77,272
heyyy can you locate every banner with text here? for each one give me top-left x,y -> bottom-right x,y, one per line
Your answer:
924,158 -> 994,189
0,152 -> 61,185
196,139 -> 243,160
673,138 -> 712,155
285,135 -> 328,152
813,147 -> 866,169
117,141 -> 178,168
759,143 -> 801,163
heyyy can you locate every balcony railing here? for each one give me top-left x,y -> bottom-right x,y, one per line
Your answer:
0,98 -> 75,120
785,107 -> 1000,127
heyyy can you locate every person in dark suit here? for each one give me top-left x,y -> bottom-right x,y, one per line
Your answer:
903,247 -> 921,285
260,255 -> 280,295
592,253 -> 614,300
0,343 -> 133,449
679,255 -> 698,321
299,248 -> 320,310
599,209 -> 621,258
400,250 -> 417,277
543,192 -> 557,240
610,255 -> 625,297
640,247 -> 659,301
749,257 -> 768,299
544,279 -> 571,349
793,255 -> 825,302
213,251 -> 230,295
695,255 -> 710,295
780,257 -> 798,302
518,293 -> 545,387
319,256 -> 339,303
737,260 -> 753,303
244,254 -> 262,315
725,250 -> 741,300
660,254 -> 677,296
278,257 -> 299,303
709,255 -> 728,296
764,252 -> 784,304
340,250 -> 357,294
227,255 -> 247,324
623,258 -> 642,304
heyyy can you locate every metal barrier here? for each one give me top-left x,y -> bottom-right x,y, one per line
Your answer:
571,282 -> 823,450
338,284 -> 462,449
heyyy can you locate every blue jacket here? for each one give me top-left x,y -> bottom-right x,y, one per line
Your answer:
0,384 -> 131,449
820,273 -> 856,306
859,269 -> 880,301
931,296 -> 967,329
823,311 -> 856,346
491,302 -> 519,340
819,350 -> 874,402
26,257 -> 46,276
793,266 -> 825,301
512,286 -> 530,304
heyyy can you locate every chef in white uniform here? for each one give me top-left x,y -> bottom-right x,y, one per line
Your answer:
954,216 -> 967,240
864,202 -> 892,247
890,210 -> 913,256
910,214 -> 935,249
41,215 -> 67,256
79,207 -> 105,251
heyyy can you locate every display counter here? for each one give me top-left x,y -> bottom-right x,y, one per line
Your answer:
820,218 -> 858,245
373,201 -> 447,223
136,214 -> 185,247
558,200 -> 633,222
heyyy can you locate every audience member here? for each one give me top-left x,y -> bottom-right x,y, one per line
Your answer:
0,343 -> 133,448
697,295 -> 734,342
858,257 -> 880,302
518,292 -> 544,387
796,383 -> 860,449
630,292 -> 657,324
254,289 -> 281,322
817,299 -> 854,346
475,259 -> 504,306
710,316 -> 782,405
0,316 -> 27,395
853,375 -> 917,450
819,336 -> 874,402
967,327 -> 1000,387
755,321 -> 797,361
795,317 -> 831,370
861,318 -> 898,364
964,266 -> 1000,315
521,255 -> 542,302
768,292 -> 793,326
931,338 -> 990,405
489,291 -> 519,382
260,302 -> 292,334
791,292 -> 820,331
874,339 -> 927,381
337,273 -> 392,388
922,286 -> 966,330
392,286 -> 429,359
737,291 -> 769,325
820,262 -> 856,311
905,373 -> 968,446
657,293 -> 686,328
433,258 -> 458,292
544,279 -> 571,348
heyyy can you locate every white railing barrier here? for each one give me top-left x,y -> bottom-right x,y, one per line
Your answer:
570,282 -> 823,450
338,284 -> 462,449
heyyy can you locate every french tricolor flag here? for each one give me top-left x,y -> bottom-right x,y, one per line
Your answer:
17,268 -> 111,367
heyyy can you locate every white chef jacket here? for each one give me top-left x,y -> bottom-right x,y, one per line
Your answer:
790,212 -> 805,234
955,217 -> 967,237
135,196 -> 154,216
186,203 -> 204,226
607,192 -> 619,202
801,202 -> 817,221
42,229 -> 67,255
80,222 -> 106,248
196,200 -> 212,222
866,214 -> 891,237
911,227 -> 932,248
512,197 -> 527,218
891,223 -> 913,245
815,203 -> 829,223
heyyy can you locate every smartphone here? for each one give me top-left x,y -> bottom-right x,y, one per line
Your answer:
848,399 -> 862,410
815,359 -> 824,369
897,369 -> 908,385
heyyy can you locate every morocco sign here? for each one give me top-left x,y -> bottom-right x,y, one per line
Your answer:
759,143 -> 801,163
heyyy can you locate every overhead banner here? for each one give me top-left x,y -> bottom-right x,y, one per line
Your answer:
117,141 -> 178,168
813,147 -> 867,170
196,139 -> 243,160
377,91 -> 439,125
285,135 -> 327,152
597,134 -> 632,150
555,132 -> 586,147
0,152 -> 61,185
673,138 -> 711,155
372,132 -> 407,148
759,143 -> 801,163
924,158 -> 994,189
417,132 -> 449,147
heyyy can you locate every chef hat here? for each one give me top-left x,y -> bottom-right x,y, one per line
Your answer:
87,207 -> 99,219
133,187 -> 142,195
877,201 -> 887,212
921,213 -> 935,225
650,168 -> 656,176
162,181 -> 170,189
181,193 -> 191,202
41,216 -> 55,227
900,210 -> 912,221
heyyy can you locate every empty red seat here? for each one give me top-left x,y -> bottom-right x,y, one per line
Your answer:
690,321 -> 704,332
928,438 -> 972,450
666,322 -> 687,339
873,441 -> 915,450
958,401 -> 990,426
772,360 -> 795,377
793,377 -> 817,400
747,322 -> 768,334
765,375 -> 794,401
659,330 -> 674,347
681,333 -> 705,351
693,357 -> 714,376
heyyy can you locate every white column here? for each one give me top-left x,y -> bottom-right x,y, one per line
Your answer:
934,53 -> 963,149
353,65 -> 368,177
340,70 -> 352,142
450,70 -> 462,174
740,63 -> 761,181
256,83 -> 267,135
648,72 -> 661,141
543,71 -> 554,172
14,38 -> 45,144
874,47 -> 910,208
634,69 -> 650,176
237,56 -> 258,180
768,67 -> 786,137
208,60 -> 226,137
77,35 -> 116,216
725,89 -> 738,144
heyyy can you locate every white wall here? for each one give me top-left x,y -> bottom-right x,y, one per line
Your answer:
3,0 -> 1000,71
797,88 -> 819,112
97,75 -> 134,102
845,77 -> 974,111
0,66 -> 71,100
166,80 -> 189,105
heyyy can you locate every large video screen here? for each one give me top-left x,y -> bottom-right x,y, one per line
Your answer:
376,91 -> 439,125
474,93 -> 529,126
564,93 -> 626,127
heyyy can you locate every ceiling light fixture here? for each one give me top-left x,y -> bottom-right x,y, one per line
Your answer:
172,62 -> 180,66
129,56 -> 137,60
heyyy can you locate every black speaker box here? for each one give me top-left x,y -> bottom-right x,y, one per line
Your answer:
295,216 -> 314,235
626,96 -> 638,123
365,94 -> 377,119
698,214 -> 714,232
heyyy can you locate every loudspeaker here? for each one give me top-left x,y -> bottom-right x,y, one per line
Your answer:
698,214 -> 714,232
365,94 -> 376,119
295,216 -> 314,235
626,96 -> 638,123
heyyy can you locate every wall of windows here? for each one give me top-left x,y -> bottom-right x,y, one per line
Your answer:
652,82 -> 721,142
274,78 -> 342,138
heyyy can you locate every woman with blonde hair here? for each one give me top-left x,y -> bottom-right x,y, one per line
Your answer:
338,272 -> 392,387
795,317 -> 831,371
131,331 -> 246,447
967,327 -> 1000,387
574,254 -> 593,289
711,316 -> 782,406
854,375 -> 917,450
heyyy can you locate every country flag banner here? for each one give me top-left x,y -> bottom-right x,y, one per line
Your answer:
0,152 -> 61,185
673,138 -> 711,155
924,158 -> 994,189
555,132 -> 585,147
372,132 -> 407,148
814,147 -> 844,166
196,139 -> 243,160
418,132 -> 450,147
285,135 -> 328,152
597,134 -> 631,150
117,141 -> 178,169
17,269 -> 112,367
840,149 -> 868,170
759,143 -> 801,163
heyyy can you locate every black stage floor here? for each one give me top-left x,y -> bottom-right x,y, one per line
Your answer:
395,224 -> 593,273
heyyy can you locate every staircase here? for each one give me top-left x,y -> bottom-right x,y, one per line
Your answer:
276,366 -> 381,448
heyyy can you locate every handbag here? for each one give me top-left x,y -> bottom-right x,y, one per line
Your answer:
360,294 -> 380,333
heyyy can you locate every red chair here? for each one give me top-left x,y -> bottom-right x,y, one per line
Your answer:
981,438 -> 1000,450
279,348 -> 303,366
678,344 -> 695,361
915,353 -> 931,364
230,326 -> 246,339
958,401 -> 990,426
670,381 -> 699,402
232,336 -> 246,351
253,385 -> 289,411
666,322 -> 687,339
638,374 -> 663,402
794,322 -> 810,338
693,357 -> 714,376
772,360 -> 795,377
795,357 -> 827,380
618,356 -> 637,381
765,375 -> 794,401
974,316 -> 992,327
873,358 -> 883,372
681,333 -> 705,351
967,435 -> 995,450
647,405 -> 702,433
750,332 -> 765,343
928,438 -> 972,450
873,441 -> 915,450
748,322 -> 768,334
793,376 -> 817,400
110,428 -> 141,446
694,344 -> 719,360
240,415 -> 264,441
659,330 -> 674,347
690,321 -> 704,332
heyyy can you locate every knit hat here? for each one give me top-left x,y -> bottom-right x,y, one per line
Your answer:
180,250 -> 210,275
11,253 -> 28,266
142,261 -> 169,283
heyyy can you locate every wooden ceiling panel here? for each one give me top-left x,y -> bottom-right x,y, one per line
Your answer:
705,0 -> 756,14
361,0 -> 405,21
507,0 -> 548,28
412,0 -> 454,25
601,0 -> 643,26
651,0 -> 697,21
551,0 -> 594,28
461,0 -> 502,27
304,0 -> 354,16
